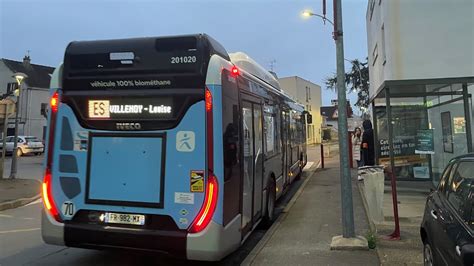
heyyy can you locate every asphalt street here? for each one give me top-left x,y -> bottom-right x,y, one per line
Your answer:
0,146 -> 321,265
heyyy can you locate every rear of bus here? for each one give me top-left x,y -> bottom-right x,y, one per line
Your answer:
41,34 -> 239,261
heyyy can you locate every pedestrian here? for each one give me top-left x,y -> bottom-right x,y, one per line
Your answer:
352,127 -> 363,168
361,119 -> 375,166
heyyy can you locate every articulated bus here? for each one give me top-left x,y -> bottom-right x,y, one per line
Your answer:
42,34 -> 307,261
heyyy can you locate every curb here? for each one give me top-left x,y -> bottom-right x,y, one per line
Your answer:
0,194 -> 41,212
356,182 -> 383,264
241,160 -> 320,266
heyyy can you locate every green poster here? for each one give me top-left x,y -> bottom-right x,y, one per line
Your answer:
415,129 -> 434,154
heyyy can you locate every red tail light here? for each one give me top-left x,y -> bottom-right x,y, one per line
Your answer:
231,66 -> 240,76
188,87 -> 217,233
205,88 -> 212,112
42,168 -> 60,221
43,91 -> 61,222
189,173 -> 218,233
50,92 -> 59,112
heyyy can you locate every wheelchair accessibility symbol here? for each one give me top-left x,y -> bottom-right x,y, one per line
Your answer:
176,131 -> 195,152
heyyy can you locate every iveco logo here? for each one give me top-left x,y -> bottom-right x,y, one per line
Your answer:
116,122 -> 142,130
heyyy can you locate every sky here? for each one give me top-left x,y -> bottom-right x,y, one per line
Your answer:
0,0 -> 368,111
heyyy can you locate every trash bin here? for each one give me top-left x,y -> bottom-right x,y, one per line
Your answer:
359,166 -> 385,224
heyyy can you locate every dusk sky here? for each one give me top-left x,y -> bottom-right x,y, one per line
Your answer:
0,0 -> 368,110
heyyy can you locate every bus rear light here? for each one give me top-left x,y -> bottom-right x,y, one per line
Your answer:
188,86 -> 217,233
231,66 -> 240,76
205,88 -> 212,112
50,92 -> 59,112
42,168 -> 61,222
189,173 -> 218,233
43,90 -> 61,222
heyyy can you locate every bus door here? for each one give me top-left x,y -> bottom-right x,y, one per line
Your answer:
240,95 -> 264,237
282,110 -> 290,186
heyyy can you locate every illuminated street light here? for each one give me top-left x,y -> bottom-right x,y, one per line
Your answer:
301,9 -> 334,25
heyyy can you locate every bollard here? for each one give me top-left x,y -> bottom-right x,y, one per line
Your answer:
320,144 -> 325,169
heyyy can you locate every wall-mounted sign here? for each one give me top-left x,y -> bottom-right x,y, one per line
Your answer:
453,117 -> 466,134
415,129 -> 434,154
378,137 -> 416,158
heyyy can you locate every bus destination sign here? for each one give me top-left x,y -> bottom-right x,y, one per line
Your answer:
88,98 -> 173,119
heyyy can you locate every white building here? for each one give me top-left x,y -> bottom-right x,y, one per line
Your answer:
367,0 -> 474,183
279,76 -> 322,144
0,56 -> 54,140
367,0 -> 473,96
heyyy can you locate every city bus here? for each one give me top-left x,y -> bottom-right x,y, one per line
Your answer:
41,34 -> 307,261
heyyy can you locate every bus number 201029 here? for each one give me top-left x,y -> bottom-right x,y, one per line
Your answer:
171,56 -> 197,64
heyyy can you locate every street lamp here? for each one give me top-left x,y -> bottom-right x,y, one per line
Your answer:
301,10 -> 334,25
9,72 -> 27,179
301,2 -> 367,248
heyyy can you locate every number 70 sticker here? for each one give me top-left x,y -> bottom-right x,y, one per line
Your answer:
61,201 -> 75,218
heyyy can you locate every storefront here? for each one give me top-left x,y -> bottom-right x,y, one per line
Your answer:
372,78 -> 474,186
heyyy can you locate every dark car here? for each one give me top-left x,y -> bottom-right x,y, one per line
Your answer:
421,154 -> 474,265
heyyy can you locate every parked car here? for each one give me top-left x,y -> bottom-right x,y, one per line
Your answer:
0,136 -> 44,156
421,154 -> 474,266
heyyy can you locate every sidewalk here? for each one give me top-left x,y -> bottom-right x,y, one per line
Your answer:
0,156 -> 43,211
359,179 -> 431,265
0,178 -> 41,211
246,157 -> 379,265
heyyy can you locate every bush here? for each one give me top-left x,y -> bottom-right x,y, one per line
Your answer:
366,231 -> 377,249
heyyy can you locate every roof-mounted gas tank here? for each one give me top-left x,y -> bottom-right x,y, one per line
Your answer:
229,52 -> 282,91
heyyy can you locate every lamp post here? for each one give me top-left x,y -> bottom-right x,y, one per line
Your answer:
302,2 -> 367,248
9,72 -> 27,179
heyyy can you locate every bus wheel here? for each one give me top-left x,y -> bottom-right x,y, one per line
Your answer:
262,179 -> 276,228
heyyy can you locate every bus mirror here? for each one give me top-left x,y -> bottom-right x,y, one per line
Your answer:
306,114 -> 312,124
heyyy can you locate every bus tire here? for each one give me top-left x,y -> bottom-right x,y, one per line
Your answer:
261,179 -> 276,228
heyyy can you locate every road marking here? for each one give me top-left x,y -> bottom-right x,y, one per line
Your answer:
0,228 -> 40,234
303,161 -> 314,170
0,214 -> 13,218
25,198 -> 42,206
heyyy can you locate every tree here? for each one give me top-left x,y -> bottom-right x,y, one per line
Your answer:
325,58 -> 370,114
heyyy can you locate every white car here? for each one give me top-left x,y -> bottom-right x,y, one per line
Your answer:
0,136 -> 44,156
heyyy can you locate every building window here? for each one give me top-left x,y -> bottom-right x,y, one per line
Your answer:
6,82 -> 17,95
372,44 -> 378,66
369,0 -> 376,21
305,86 -> 311,102
381,24 -> 386,65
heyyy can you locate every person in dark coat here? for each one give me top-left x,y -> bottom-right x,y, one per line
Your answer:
361,119 -> 375,166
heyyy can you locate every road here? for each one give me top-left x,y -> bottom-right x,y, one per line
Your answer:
0,146 -> 321,265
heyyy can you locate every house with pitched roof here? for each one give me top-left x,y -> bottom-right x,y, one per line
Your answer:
0,55 -> 54,140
